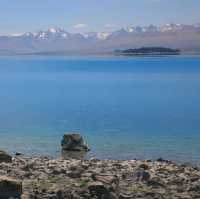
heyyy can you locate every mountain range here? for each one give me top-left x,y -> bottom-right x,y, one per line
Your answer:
1,23 -> 200,55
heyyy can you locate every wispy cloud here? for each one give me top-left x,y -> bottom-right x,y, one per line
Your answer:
105,24 -> 114,28
73,23 -> 88,29
105,24 -> 118,30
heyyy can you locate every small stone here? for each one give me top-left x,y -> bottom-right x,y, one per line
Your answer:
119,193 -> 134,199
157,157 -> 164,162
138,163 -> 149,170
92,174 -> 119,186
15,152 -> 23,156
23,162 -> 35,171
0,150 -> 12,163
188,185 -> 200,192
67,169 -> 83,178
147,177 -> 165,188
157,158 -> 171,163
89,157 -> 100,162
88,182 -> 117,199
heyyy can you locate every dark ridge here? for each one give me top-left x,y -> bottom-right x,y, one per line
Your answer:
115,47 -> 181,55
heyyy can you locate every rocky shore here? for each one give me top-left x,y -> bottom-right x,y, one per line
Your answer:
0,134 -> 199,199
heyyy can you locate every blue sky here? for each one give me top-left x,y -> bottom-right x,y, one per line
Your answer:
0,0 -> 200,34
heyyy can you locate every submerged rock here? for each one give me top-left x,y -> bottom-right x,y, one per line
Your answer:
62,150 -> 87,160
0,176 -> 22,198
61,133 -> 90,151
0,150 -> 12,163
15,152 -> 23,156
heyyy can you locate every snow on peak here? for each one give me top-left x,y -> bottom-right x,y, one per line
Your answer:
81,32 -> 110,40
97,32 -> 110,40
126,27 -> 134,33
47,28 -> 66,34
10,33 -> 24,37
48,28 -> 58,33
3,23 -> 199,41
38,32 -> 46,38
23,32 -> 34,37
62,33 -> 68,38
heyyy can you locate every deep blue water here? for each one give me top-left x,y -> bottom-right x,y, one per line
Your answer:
0,56 -> 200,163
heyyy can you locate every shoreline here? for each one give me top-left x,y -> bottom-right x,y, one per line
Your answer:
0,151 -> 200,198
0,52 -> 200,57
0,133 -> 199,198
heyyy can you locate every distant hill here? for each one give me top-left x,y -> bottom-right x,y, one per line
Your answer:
115,47 -> 180,55
0,23 -> 200,55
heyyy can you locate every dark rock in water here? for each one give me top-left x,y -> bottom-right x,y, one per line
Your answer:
61,133 -> 90,151
0,176 -> 22,198
157,157 -> 164,162
157,158 -> 171,163
0,150 -> 12,163
15,152 -> 23,156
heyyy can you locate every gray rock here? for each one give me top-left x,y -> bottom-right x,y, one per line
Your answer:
133,168 -> 151,182
119,193 -> 134,199
61,133 -> 90,151
188,184 -> 200,192
67,167 -> 84,178
0,150 -> 12,163
138,163 -> 149,170
0,176 -> 22,198
91,174 -> 119,187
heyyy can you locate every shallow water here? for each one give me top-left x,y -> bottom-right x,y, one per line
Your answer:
0,56 -> 200,163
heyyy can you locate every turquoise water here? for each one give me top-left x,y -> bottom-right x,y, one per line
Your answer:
0,56 -> 200,163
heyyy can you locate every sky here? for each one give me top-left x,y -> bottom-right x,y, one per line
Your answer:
0,0 -> 200,35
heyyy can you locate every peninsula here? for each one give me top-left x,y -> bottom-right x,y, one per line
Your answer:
115,47 -> 181,56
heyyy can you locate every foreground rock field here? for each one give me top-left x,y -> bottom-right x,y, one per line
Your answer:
0,154 -> 200,199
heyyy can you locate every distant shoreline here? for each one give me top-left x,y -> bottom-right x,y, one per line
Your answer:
0,51 -> 200,57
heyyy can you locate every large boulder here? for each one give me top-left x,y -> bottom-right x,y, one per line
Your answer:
0,176 -> 22,198
0,150 -> 12,163
61,133 -> 90,151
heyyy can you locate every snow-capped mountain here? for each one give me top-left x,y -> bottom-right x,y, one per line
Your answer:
81,32 -> 111,40
0,23 -> 200,55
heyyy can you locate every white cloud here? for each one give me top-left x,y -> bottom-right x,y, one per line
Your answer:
73,23 -> 88,29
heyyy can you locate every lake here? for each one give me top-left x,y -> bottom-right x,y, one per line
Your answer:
0,56 -> 200,163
